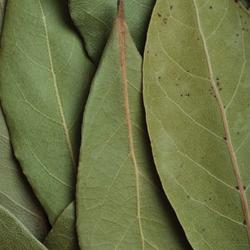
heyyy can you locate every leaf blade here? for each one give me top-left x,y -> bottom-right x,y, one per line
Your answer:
144,0 -> 250,248
0,205 -> 47,250
76,3 -> 190,249
0,0 -> 94,224
44,202 -> 78,250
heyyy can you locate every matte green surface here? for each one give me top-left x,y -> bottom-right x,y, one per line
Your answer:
0,107 -> 49,240
0,205 -> 47,250
45,202 -> 78,250
144,0 -> 250,249
76,15 -> 190,250
0,0 -> 94,224
70,0 -> 155,62
0,0 -> 5,32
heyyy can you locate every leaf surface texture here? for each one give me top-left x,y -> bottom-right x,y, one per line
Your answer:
144,0 -> 250,249
0,106 -> 49,240
70,0 -> 155,62
0,205 -> 47,250
76,4 -> 190,250
0,0 -> 94,224
44,202 -> 78,250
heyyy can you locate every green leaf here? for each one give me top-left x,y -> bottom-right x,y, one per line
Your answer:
0,0 -> 94,224
0,205 -> 47,250
44,202 -> 78,250
144,0 -> 250,249
69,0 -> 155,63
0,0 -> 5,32
0,106 -> 49,240
76,3 -> 190,249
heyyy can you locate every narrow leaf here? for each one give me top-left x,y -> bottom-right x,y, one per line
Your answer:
44,202 -> 78,250
144,0 -> 250,248
0,106 -> 49,240
0,205 -> 47,250
69,0 -> 155,62
0,0 -> 5,32
76,2 -> 190,249
0,0 -> 94,224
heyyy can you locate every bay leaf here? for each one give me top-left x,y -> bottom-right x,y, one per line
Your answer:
0,205 -> 47,250
69,0 -> 155,63
76,2 -> 190,249
0,0 -> 5,32
0,0 -> 94,224
44,202 -> 78,250
0,106 -> 49,240
144,0 -> 250,249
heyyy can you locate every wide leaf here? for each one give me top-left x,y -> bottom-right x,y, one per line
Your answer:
0,205 -> 47,250
76,2 -> 190,249
0,0 -> 94,224
0,106 -> 49,240
69,0 -> 155,62
44,202 -> 78,250
144,0 -> 250,249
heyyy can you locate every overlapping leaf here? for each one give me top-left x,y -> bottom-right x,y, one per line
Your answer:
76,3 -> 190,249
0,107 -> 49,240
0,205 -> 47,250
144,0 -> 250,249
69,0 -> 155,62
44,202 -> 78,250
0,0 -> 94,224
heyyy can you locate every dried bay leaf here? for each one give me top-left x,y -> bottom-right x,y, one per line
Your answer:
0,106 -> 49,240
0,0 -> 94,224
69,0 -> 155,62
144,0 -> 250,249
0,0 -> 5,32
76,2 -> 190,249
44,202 -> 78,250
0,205 -> 47,250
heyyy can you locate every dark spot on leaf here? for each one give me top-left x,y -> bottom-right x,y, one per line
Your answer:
187,195 -> 190,199
237,131 -> 240,135
209,6 -> 213,9
236,186 -> 239,190
223,136 -> 227,141
170,5 -> 173,10
157,13 -> 162,17
244,186 -> 246,190
158,76 -> 161,80
163,18 -> 168,24
219,88 -> 222,91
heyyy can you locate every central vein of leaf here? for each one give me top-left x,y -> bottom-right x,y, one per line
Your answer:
38,0 -> 76,168
193,0 -> 250,242
117,2 -> 145,249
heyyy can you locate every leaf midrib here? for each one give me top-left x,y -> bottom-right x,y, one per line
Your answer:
193,0 -> 250,242
117,2 -> 145,249
38,0 -> 76,168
